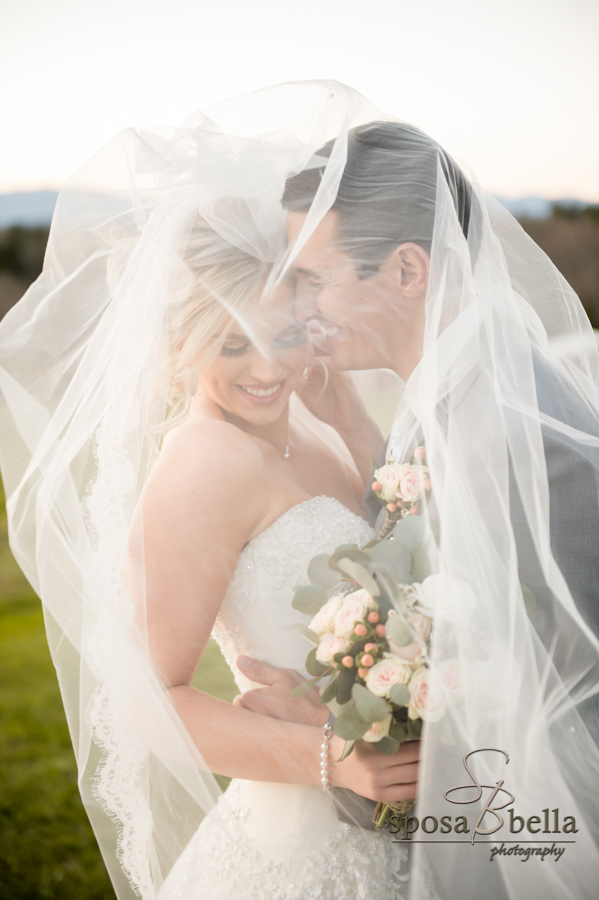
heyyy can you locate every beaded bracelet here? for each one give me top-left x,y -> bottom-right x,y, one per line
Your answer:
320,722 -> 333,793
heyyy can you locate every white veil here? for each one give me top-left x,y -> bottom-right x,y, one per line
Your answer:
0,81 -> 598,899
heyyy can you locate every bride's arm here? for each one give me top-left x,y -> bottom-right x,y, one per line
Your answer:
139,421 -> 417,799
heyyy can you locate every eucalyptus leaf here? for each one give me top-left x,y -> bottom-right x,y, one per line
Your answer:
308,554 -> 341,589
306,647 -> 329,677
329,545 -> 371,571
371,456 -> 380,479
336,558 -> 380,597
393,516 -> 426,550
352,683 -> 390,724
389,683 -> 411,706
373,736 -> 400,754
410,545 -> 431,582
292,584 -> 328,616
334,706 -> 371,741
338,740 -> 356,762
521,583 -> 537,620
293,622 -> 320,645
389,720 -> 408,743
336,666 -> 356,705
319,677 -> 339,705
291,676 -> 321,698
386,614 -> 415,648
370,539 -> 412,582
407,717 -> 422,739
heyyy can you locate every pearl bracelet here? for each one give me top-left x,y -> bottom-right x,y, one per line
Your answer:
320,722 -> 333,793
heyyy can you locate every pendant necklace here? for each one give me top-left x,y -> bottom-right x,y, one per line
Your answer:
238,426 -> 291,459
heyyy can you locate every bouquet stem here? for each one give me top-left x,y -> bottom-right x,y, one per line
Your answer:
373,797 -> 416,830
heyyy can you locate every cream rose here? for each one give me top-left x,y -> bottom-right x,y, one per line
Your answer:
309,595 -> 344,636
362,713 -> 393,743
436,659 -> 464,706
374,464 -> 410,502
408,667 -> 446,722
407,612 -> 432,643
365,654 -> 413,697
333,589 -> 377,639
315,632 -> 352,665
418,574 -> 476,621
398,466 -> 426,503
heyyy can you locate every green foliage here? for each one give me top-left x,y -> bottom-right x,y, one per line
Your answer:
351,683 -> 389,724
307,554 -> 340,588
327,544 -> 370,571
291,583 -> 328,616
0,226 -> 49,278
373,736 -> 400,755
370,539 -> 411,582
386,614 -> 414,648
293,622 -> 320,645
389,683 -> 411,706
333,704 -> 370,740
393,516 -> 426,550
335,558 -> 380,597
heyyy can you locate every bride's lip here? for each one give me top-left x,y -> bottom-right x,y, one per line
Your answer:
237,380 -> 287,405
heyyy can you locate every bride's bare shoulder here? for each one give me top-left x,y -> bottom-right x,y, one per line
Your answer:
146,413 -> 265,505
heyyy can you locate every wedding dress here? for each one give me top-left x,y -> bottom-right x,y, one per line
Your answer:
160,495 -> 434,900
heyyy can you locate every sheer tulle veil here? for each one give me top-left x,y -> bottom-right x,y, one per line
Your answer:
1,80 -> 598,899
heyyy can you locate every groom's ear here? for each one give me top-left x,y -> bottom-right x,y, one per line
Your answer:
388,243 -> 430,299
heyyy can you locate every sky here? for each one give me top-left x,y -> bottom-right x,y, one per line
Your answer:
1,0 -> 598,200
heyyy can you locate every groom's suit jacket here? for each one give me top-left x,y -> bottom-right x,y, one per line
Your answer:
364,350 -> 599,738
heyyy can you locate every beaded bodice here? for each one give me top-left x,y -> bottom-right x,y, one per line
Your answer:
212,495 -> 373,690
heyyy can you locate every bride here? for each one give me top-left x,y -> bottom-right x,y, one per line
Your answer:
1,81 -> 598,900
142,211 -> 420,897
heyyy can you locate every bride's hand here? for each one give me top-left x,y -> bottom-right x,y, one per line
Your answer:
329,734 -> 420,803
233,656 -> 329,727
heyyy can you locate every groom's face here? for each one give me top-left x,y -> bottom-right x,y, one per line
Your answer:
287,210 -> 404,372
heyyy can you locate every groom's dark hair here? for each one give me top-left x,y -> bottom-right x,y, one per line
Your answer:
282,121 -> 473,277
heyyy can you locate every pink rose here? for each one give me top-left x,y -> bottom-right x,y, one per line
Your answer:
408,668 -> 446,722
407,612 -> 432,643
436,659 -> 464,706
315,632 -> 352,665
374,464 -> 410,502
365,654 -> 413,697
309,595 -> 344,636
363,713 -> 392,743
398,466 -> 426,503
333,590 -> 377,639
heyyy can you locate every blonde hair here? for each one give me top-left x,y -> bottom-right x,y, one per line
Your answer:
166,210 -> 271,427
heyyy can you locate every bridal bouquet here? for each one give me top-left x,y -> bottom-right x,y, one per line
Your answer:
292,447 -> 462,828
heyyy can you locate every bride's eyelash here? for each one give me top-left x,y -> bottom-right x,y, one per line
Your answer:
220,344 -> 249,357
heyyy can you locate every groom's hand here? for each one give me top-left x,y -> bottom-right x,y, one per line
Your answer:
233,656 -> 329,727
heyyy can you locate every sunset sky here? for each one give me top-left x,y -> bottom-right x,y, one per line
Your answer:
1,0 -> 598,200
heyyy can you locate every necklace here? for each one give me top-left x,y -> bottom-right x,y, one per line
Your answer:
237,426 -> 290,459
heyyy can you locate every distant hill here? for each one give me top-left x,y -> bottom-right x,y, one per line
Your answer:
0,191 -> 59,228
0,189 -> 596,228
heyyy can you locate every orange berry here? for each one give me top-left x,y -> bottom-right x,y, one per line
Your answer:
375,624 -> 386,638
414,446 -> 426,460
358,667 -> 369,678
387,502 -> 397,512
367,611 -> 379,624
361,653 -> 374,667
354,623 -> 368,637
364,642 -> 377,653
341,656 -> 354,668
372,481 -> 382,491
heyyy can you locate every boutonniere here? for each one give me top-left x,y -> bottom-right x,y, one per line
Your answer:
371,445 -> 431,538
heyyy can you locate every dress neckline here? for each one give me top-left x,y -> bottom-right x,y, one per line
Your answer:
248,495 -> 368,547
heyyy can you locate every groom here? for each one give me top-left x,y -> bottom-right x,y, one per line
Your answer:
235,122 -> 599,739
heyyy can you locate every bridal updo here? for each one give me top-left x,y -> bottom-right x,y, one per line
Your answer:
166,207 -> 271,424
